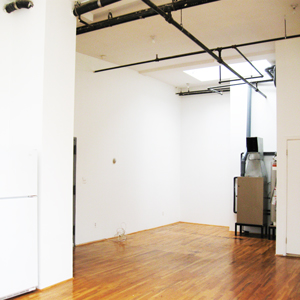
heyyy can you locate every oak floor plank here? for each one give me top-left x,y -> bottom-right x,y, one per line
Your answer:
15,222 -> 300,299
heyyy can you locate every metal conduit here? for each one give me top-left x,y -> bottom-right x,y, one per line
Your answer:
218,47 -> 264,84
76,0 -> 219,35
178,88 -> 230,96
141,0 -> 266,98
94,34 -> 300,73
208,79 -> 272,91
177,79 -> 272,97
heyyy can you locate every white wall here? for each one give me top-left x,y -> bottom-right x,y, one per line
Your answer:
75,54 -> 277,243
276,38 -> 300,255
74,53 -> 181,245
0,1 -> 44,148
180,92 -> 232,226
38,0 -> 76,289
0,0 -> 76,289
181,82 -> 276,230
251,83 -> 277,151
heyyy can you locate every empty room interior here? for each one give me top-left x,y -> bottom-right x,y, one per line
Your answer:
1,0 -> 300,299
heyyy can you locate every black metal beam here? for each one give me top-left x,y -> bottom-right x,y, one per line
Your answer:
141,0 -> 267,98
76,0 -> 219,35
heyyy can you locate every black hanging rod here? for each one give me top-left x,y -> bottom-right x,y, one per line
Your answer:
94,34 -> 300,74
140,0 -> 267,97
207,79 -> 273,92
177,88 -> 230,96
177,79 -> 273,97
218,47 -> 264,84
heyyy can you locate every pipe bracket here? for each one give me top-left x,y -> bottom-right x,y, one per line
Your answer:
165,12 -> 173,23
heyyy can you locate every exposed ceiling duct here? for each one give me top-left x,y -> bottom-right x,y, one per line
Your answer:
76,0 -> 219,35
73,0 -> 121,17
4,1 -> 33,13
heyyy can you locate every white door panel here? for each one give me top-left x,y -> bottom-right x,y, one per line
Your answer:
287,139 -> 300,255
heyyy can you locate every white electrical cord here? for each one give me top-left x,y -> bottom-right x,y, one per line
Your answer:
114,223 -> 127,242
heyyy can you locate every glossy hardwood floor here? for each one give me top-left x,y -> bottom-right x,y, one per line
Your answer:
16,222 -> 300,300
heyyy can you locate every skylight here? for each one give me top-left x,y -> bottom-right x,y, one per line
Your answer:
184,59 -> 272,82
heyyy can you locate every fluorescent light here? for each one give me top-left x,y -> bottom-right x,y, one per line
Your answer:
184,59 -> 272,82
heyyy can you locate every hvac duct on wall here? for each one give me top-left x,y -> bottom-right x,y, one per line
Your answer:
4,1 -> 33,13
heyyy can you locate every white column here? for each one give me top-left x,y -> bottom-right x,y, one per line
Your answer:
0,0 -> 76,289
229,85 -> 248,230
276,38 -> 300,256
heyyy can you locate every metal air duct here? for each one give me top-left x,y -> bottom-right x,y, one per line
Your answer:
4,1 -> 33,13
73,0 -> 121,17
77,0 -> 219,35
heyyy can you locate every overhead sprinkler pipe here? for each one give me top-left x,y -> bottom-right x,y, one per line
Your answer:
4,1 -> 33,13
73,0 -> 121,17
141,0 -> 267,99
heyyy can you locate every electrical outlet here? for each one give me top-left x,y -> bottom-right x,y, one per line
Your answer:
94,223 -> 97,228
162,211 -> 164,216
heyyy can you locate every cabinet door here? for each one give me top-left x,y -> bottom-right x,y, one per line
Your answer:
237,177 -> 264,225
287,139 -> 300,255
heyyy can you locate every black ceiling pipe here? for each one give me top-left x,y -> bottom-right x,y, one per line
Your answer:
208,79 -> 273,91
177,88 -> 230,96
4,1 -> 33,13
141,0 -> 267,99
93,34 -> 300,80
177,79 -> 272,97
73,0 -> 121,17
77,0 -> 219,35
265,66 -> 276,86
218,47 -> 264,84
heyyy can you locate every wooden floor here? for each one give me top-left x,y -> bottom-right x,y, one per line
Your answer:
16,222 -> 300,300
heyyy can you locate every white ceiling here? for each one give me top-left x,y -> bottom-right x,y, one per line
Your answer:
76,0 -> 300,90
